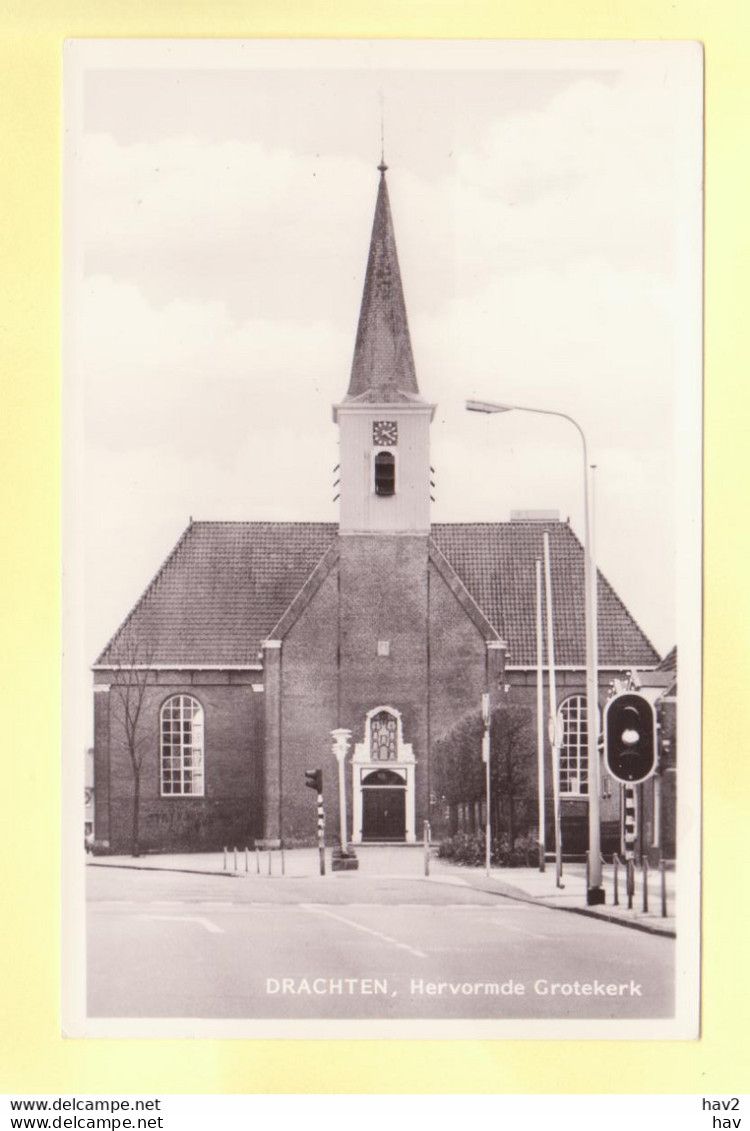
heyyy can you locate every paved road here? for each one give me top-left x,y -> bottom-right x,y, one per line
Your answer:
87,867 -> 675,1020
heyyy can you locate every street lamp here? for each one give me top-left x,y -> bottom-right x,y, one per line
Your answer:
330,728 -> 359,871
466,398 -> 605,905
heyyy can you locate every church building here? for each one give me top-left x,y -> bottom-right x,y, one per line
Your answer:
92,163 -> 661,856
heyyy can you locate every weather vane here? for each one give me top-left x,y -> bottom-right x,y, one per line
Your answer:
378,89 -> 387,172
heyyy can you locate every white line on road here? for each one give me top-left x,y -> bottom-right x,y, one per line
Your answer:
138,914 -> 224,934
485,916 -> 549,940
301,904 -> 427,958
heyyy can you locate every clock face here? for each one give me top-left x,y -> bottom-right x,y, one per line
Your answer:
373,420 -> 398,446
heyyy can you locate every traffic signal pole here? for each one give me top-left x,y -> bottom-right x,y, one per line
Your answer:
305,769 -> 325,876
316,789 -> 326,876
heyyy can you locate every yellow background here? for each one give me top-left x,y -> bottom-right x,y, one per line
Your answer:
1,0 -> 747,1095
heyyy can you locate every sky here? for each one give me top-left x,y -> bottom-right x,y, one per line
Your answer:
64,39 -> 702,736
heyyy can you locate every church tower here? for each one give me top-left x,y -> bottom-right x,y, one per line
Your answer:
334,162 -> 435,533
334,163 -> 434,844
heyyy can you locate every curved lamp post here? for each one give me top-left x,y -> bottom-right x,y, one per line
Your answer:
466,399 -> 604,905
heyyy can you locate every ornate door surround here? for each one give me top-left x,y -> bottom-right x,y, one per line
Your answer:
351,706 -> 416,844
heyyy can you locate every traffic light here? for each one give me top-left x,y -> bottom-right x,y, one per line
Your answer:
305,769 -> 323,793
603,693 -> 657,784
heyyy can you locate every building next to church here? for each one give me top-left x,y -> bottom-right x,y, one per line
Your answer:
92,163 -> 666,858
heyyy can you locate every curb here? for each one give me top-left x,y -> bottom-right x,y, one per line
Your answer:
88,862 -> 238,879
435,875 -> 676,938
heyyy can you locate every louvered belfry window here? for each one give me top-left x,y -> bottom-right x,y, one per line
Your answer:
160,695 -> 205,796
374,450 -> 396,496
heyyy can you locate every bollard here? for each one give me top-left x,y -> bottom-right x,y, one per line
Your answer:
660,859 -> 667,918
255,845 -> 261,875
613,853 -> 619,906
233,846 -> 238,872
642,857 -> 649,913
245,847 -> 249,873
423,820 -> 430,877
223,846 -> 227,871
267,849 -> 272,877
626,857 -> 635,910
281,848 -> 286,877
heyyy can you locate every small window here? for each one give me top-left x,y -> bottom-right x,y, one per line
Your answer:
374,450 -> 396,496
160,695 -> 205,796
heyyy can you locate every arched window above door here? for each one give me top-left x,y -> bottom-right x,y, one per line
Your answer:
370,709 -> 398,761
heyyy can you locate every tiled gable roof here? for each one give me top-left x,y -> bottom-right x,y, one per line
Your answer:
96,522 -> 338,666
431,522 -> 659,667
96,520 -> 659,669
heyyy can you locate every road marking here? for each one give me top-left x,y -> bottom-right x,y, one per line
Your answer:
138,914 -> 224,934
485,916 -> 549,940
301,904 -> 427,958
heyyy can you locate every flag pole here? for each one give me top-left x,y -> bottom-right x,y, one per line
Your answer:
544,532 -> 563,888
535,559 -> 546,871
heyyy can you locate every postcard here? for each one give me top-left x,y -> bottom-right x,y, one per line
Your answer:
62,37 -> 702,1039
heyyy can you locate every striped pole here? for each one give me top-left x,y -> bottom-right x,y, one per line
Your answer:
623,784 -> 638,909
317,791 -> 326,876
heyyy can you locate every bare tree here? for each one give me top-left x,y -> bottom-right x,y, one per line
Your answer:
108,630 -> 155,856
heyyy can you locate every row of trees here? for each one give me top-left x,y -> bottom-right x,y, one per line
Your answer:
432,704 -> 538,855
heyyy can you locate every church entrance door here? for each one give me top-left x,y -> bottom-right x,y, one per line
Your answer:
361,769 -> 406,842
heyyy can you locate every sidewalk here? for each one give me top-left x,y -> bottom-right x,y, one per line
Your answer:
88,847 -> 676,936
430,859 -> 677,938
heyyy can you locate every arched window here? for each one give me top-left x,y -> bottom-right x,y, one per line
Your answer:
374,450 -> 396,496
558,695 -> 588,795
370,709 -> 398,761
161,695 -> 205,796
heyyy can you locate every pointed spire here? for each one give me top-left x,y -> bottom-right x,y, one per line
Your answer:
345,166 -> 421,403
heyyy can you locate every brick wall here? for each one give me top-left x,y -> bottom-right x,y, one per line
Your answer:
338,534 -> 430,830
94,671 -> 263,854
275,566 -> 340,845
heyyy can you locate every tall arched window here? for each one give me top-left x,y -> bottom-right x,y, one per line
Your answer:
374,450 -> 396,496
558,695 -> 588,795
161,695 -> 205,796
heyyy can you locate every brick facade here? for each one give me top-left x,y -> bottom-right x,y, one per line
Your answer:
93,670 -> 263,854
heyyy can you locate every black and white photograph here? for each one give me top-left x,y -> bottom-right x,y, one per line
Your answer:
62,38 -> 702,1039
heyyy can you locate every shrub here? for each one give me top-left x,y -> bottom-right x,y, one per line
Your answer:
438,829 -> 538,868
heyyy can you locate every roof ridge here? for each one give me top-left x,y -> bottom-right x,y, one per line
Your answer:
189,519 -> 337,525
